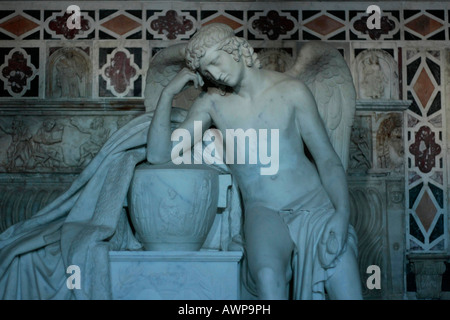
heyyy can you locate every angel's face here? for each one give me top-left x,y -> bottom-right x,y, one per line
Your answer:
198,43 -> 245,88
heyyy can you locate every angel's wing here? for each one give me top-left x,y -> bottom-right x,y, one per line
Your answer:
286,42 -> 356,171
144,43 -> 201,112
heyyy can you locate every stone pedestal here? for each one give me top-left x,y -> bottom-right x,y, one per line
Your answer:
408,254 -> 448,300
109,251 -> 243,300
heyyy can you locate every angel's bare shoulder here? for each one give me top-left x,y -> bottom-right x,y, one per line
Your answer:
269,75 -> 316,109
264,71 -> 308,94
185,91 -> 214,118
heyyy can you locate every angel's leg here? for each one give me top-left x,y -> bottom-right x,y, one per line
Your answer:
244,204 -> 294,300
325,247 -> 363,299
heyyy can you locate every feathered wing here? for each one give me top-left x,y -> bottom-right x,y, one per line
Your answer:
144,43 -> 201,112
286,42 -> 356,171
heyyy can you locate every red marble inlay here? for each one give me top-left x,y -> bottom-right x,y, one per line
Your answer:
413,68 -> 435,107
101,14 -> 141,36
304,15 -> 344,36
48,12 -> 90,39
1,51 -> 34,94
0,15 -> 39,36
150,10 -> 194,40
415,191 -> 437,232
405,14 -> 443,37
409,126 -> 441,173
252,10 -> 295,40
104,51 -> 137,94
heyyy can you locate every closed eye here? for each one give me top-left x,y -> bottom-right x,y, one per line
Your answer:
211,57 -> 219,66
203,71 -> 214,81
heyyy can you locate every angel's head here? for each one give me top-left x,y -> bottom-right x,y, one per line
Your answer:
185,23 -> 261,86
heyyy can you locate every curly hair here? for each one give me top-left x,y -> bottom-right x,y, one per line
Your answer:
185,23 -> 261,71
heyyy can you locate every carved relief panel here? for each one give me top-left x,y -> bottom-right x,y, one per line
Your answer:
375,113 -> 404,173
47,47 -> 92,98
353,49 -> 399,100
0,114 -> 138,172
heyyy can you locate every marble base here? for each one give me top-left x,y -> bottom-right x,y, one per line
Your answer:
109,251 -> 243,300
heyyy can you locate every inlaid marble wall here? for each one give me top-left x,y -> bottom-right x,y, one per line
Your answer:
0,0 -> 449,298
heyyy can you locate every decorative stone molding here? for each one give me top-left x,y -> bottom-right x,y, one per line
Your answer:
0,173 -> 77,232
408,254 -> 448,299
348,99 -> 410,299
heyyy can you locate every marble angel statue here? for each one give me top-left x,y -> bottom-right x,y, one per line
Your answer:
0,23 -> 361,300
145,23 -> 361,299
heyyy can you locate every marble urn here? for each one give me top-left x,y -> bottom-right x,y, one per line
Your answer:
128,162 -> 221,251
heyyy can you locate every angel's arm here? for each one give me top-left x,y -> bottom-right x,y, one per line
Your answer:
146,68 -> 210,164
294,82 -> 350,220
293,81 -> 350,267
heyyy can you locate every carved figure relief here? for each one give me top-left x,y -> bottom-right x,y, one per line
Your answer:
0,118 -> 67,170
30,119 -> 65,168
116,115 -> 136,129
349,117 -> 371,173
354,49 -> 399,100
70,117 -> 110,166
193,178 -> 212,236
47,48 -> 91,98
361,52 -> 388,99
158,187 -> 184,235
387,182 -> 404,208
0,119 -> 32,170
376,113 -> 404,172
0,116 -> 124,172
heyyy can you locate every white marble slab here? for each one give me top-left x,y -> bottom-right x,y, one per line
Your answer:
109,251 -> 243,300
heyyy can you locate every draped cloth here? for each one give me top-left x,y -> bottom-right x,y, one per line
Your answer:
0,108 -> 355,300
0,110 -> 243,299
242,187 -> 358,300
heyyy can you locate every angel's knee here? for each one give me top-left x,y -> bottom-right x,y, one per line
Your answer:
254,265 -> 291,300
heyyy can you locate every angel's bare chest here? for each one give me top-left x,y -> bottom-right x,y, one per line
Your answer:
208,91 -> 293,131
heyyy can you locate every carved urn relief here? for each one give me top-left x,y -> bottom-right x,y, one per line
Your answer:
128,162 -> 223,251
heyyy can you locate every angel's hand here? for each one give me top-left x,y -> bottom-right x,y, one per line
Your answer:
163,68 -> 204,97
318,213 -> 349,268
